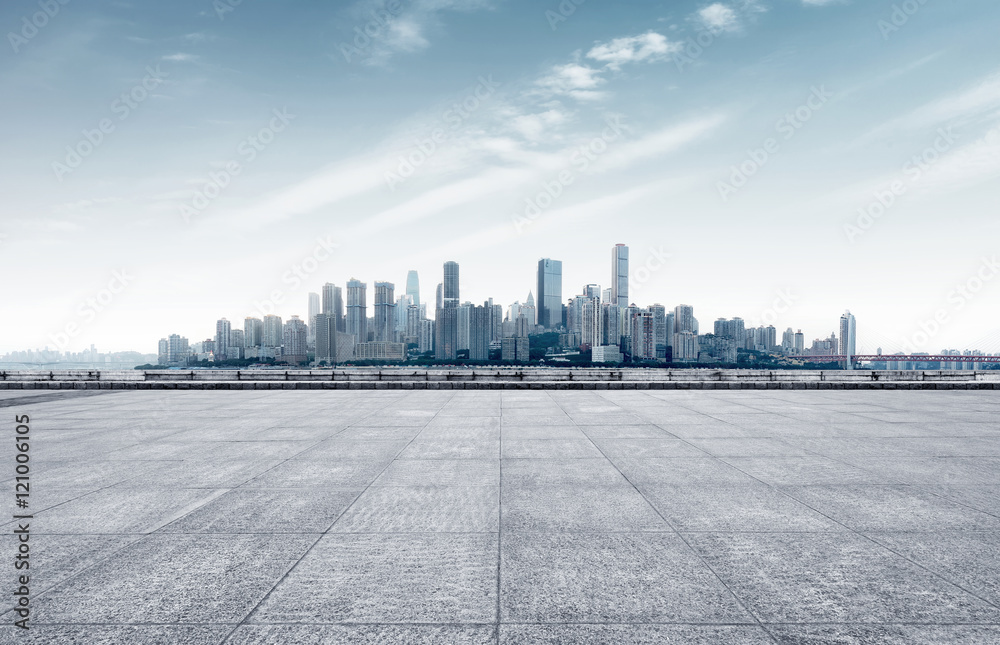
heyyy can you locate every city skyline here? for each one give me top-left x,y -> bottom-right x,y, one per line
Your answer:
2,1 -> 999,355
6,241 -> 1000,358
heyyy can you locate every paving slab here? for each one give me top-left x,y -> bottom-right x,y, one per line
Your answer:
4,389 -> 999,641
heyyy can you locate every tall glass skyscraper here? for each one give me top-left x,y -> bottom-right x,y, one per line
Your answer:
536,258 -> 563,330
611,244 -> 629,308
840,310 -> 857,370
405,270 -> 420,308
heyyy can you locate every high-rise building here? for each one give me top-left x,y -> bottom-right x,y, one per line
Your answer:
244,317 -> 263,348
346,279 -> 368,343
282,316 -> 308,365
167,334 -> 189,365
228,329 -> 245,359
457,303 -> 471,351
435,262 -> 460,361
673,331 -> 699,362
601,303 -> 622,348
840,310 -> 857,370
435,283 -> 443,312
649,304 -> 668,361
395,294 -> 412,337
406,270 -> 420,307
373,282 -> 395,342
322,283 -> 345,332
443,261 -> 459,305
631,311 -> 656,360
794,330 -> 805,355
419,319 -> 434,354
469,302 -> 492,361
314,313 -> 337,364
307,292 -> 320,343
536,258 -> 563,330
611,244 -> 629,308
262,315 -> 283,348
521,292 -> 536,330
674,305 -> 696,334
215,318 -> 231,360
581,298 -> 601,349
157,338 -> 168,365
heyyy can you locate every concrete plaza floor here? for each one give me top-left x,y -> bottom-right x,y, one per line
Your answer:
2,389 -> 1000,644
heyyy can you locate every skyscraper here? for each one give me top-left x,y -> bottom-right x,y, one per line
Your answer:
307,292 -> 320,344
649,304 -> 667,361
215,318 -> 231,360
443,261 -> 459,306
611,244 -> 629,308
244,317 -> 263,348
314,313 -> 337,364
282,316 -> 308,365
346,279 -> 368,343
406,270 -> 420,308
536,258 -> 563,330
674,305 -> 696,334
322,283 -> 345,332
469,302 -> 491,361
840,310 -> 857,370
435,262 -> 460,360
373,281 -> 395,342
262,315 -> 283,348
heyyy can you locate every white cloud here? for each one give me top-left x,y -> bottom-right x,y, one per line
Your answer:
535,63 -> 607,101
511,109 -> 571,142
697,3 -> 740,33
586,32 -> 679,71
162,53 -> 197,62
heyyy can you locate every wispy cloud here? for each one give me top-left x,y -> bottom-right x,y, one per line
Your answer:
535,63 -> 607,101
586,32 -> 679,71
859,70 -> 1000,142
161,52 -> 198,62
343,0 -> 495,66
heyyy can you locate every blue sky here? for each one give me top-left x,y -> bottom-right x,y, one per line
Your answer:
2,0 -> 999,354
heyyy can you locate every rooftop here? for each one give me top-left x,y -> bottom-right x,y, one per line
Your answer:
3,389 -> 1000,643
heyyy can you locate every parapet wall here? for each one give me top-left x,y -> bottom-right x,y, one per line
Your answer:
1,369 -> 998,389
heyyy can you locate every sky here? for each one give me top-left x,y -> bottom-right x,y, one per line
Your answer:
2,0 -> 999,355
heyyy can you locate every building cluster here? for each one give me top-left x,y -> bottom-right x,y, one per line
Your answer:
156,245 -> 869,367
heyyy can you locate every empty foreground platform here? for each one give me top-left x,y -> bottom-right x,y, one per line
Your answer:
2,390 -> 999,644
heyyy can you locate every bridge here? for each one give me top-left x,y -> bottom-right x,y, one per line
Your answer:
797,355 -> 1000,364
